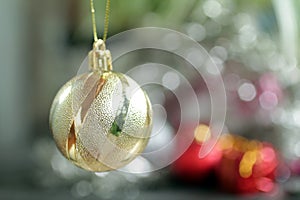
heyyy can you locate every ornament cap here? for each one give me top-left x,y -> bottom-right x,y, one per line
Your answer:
89,39 -> 113,72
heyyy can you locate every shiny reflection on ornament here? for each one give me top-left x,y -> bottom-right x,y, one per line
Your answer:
238,82 -> 257,101
259,91 -> 278,110
162,71 -> 180,91
186,23 -> 206,42
203,0 -> 222,18
58,85 -> 71,104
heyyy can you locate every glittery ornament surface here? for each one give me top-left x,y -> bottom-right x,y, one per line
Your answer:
50,71 -> 152,172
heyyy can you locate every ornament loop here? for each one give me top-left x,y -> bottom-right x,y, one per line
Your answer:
89,39 -> 113,72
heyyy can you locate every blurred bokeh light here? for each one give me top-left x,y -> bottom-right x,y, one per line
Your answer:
1,0 -> 300,199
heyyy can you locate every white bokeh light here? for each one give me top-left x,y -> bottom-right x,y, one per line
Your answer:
238,82 -> 257,101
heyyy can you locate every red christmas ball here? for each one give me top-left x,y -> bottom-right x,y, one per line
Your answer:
217,135 -> 279,194
172,124 -> 222,182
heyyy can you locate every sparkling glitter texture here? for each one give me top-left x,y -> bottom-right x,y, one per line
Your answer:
49,71 -> 152,172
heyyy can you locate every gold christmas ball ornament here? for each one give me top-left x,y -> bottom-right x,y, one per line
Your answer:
49,40 -> 153,172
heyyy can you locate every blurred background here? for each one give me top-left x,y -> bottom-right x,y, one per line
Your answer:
1,0 -> 300,199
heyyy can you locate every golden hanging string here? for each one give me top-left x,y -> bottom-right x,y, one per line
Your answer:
89,0 -> 111,42
103,0 -> 111,42
90,0 -> 98,42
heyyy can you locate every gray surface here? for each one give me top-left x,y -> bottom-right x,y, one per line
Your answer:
0,189 -> 294,200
